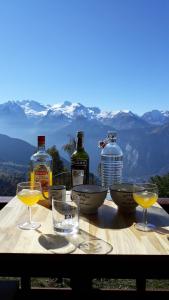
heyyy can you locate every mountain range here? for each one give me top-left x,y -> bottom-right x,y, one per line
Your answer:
0,99 -> 169,181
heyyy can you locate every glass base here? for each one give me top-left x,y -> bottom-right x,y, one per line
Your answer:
79,238 -> 113,254
135,222 -> 156,232
18,221 -> 41,230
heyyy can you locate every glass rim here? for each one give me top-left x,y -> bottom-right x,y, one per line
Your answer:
17,181 -> 42,187
133,182 -> 158,192
49,185 -> 66,191
133,183 -> 158,187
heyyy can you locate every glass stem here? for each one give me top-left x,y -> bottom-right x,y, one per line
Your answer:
28,206 -> 32,224
107,188 -> 111,200
143,208 -> 147,225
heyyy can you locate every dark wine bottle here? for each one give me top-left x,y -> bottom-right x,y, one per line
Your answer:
71,131 -> 89,186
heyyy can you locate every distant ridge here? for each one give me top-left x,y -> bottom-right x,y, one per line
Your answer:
0,133 -> 35,164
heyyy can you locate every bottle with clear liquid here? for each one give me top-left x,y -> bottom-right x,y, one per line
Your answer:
30,136 -> 53,203
99,132 -> 123,188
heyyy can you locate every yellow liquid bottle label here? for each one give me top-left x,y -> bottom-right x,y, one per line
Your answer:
31,164 -> 52,200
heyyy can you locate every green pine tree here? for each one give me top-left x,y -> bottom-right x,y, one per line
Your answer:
47,146 -> 65,185
62,135 -> 76,158
150,173 -> 169,197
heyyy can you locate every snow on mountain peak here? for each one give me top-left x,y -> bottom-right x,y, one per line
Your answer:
17,100 -> 50,117
2,99 -> 134,121
50,102 -> 80,117
97,109 -> 131,119
1,100 -> 169,127
142,109 -> 169,125
49,101 -> 99,119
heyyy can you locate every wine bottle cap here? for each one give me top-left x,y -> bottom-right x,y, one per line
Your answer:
77,131 -> 84,137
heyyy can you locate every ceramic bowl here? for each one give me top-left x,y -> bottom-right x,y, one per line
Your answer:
110,183 -> 138,213
71,184 -> 108,214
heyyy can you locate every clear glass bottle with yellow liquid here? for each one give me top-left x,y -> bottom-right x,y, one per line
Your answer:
30,136 -> 52,207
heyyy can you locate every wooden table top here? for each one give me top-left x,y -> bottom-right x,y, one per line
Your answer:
0,192 -> 169,256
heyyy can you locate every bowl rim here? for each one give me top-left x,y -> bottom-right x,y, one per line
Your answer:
72,184 -> 108,194
110,182 -> 134,193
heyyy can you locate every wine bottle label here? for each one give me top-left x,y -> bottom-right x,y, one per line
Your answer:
72,169 -> 84,186
71,159 -> 88,166
71,157 -> 89,186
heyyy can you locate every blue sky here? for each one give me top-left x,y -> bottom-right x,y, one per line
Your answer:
0,0 -> 168,115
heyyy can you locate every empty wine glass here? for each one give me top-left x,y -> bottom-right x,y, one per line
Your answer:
133,183 -> 158,232
16,181 -> 42,230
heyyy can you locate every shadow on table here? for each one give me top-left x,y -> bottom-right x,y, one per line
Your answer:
38,229 -> 113,255
38,233 -> 76,254
81,203 -> 137,230
80,202 -> 169,233
38,203 -> 169,254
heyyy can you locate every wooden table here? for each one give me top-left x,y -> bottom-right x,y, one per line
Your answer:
0,193 -> 169,299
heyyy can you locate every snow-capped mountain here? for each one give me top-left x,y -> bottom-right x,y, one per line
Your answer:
49,101 -> 101,120
0,100 -> 134,122
1,99 -> 168,127
0,99 -> 169,181
12,100 -> 101,120
97,110 -> 149,129
16,100 -> 49,117
142,109 -> 169,125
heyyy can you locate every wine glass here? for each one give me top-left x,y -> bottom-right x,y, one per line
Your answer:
16,181 -> 42,230
133,183 -> 158,232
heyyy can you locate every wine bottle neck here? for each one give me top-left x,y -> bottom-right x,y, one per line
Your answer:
76,136 -> 84,151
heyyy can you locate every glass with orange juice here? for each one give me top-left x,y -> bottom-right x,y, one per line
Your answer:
133,183 -> 158,231
16,181 -> 42,230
